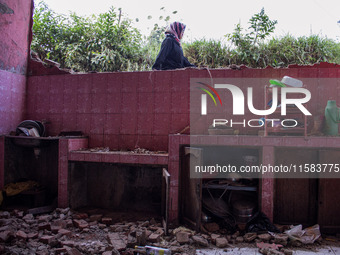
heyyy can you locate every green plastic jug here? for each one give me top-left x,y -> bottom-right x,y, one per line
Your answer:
324,100 -> 340,136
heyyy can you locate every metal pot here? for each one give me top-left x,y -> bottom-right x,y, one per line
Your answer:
227,173 -> 241,182
232,199 -> 256,223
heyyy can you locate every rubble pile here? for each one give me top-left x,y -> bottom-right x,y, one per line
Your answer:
0,208 -> 321,255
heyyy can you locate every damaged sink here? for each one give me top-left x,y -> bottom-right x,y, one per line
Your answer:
8,136 -> 58,148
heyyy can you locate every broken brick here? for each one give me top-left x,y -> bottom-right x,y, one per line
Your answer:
89,214 -> 102,222
58,228 -> 72,237
73,213 -> 88,219
192,235 -> 209,247
51,225 -> 62,234
148,232 -> 161,243
258,233 -> 272,242
101,217 -> 113,225
66,247 -> 83,255
27,232 -> 39,239
215,237 -> 228,248
55,247 -> 67,254
244,232 -> 257,242
15,230 -> 27,240
210,233 -> 220,244
38,222 -> 51,231
39,235 -> 55,244
0,231 -> 13,242
176,231 -> 190,244
73,219 -> 89,230
22,214 -> 34,221
274,233 -> 289,246
236,236 -> 244,243
61,240 -> 75,247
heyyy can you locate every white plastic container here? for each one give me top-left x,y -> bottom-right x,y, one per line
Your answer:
134,246 -> 171,255
145,246 -> 171,255
281,76 -> 303,87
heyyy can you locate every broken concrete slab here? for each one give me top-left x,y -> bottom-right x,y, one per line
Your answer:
215,237 -> 228,248
147,232 -> 162,243
176,231 -> 190,244
107,232 -> 127,251
192,235 -> 209,247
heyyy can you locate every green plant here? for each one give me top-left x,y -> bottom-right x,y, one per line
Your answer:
183,39 -> 231,68
226,8 -> 277,67
32,1 -> 144,72
31,2 -> 67,63
259,34 -> 340,67
248,8 -> 277,46
32,2 -> 340,71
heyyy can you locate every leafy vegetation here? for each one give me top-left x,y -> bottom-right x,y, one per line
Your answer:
225,8 -> 278,67
31,2 -> 340,72
32,2 -> 145,72
183,39 -> 231,68
261,34 -> 340,67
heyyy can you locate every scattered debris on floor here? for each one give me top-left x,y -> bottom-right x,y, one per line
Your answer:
76,147 -> 167,155
0,208 -> 333,255
132,147 -> 167,155
284,224 -> 321,244
88,147 -> 110,153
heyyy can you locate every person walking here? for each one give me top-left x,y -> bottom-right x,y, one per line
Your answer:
152,21 -> 195,70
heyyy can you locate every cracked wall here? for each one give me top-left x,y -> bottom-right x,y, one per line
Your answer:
0,0 -> 33,134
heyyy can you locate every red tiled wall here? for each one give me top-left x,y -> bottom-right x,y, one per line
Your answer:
0,0 -> 33,74
0,70 -> 26,134
0,0 -> 33,134
25,64 -> 340,151
26,70 -> 190,151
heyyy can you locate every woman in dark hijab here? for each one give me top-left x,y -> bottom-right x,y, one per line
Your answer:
152,21 -> 195,70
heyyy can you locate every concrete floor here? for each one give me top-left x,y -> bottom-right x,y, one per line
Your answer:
196,246 -> 340,254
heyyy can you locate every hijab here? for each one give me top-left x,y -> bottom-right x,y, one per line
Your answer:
165,21 -> 186,45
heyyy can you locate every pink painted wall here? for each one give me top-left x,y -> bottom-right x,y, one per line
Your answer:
25,63 -> 340,151
26,70 -> 190,151
0,70 -> 26,134
0,0 -> 33,134
0,0 -> 33,74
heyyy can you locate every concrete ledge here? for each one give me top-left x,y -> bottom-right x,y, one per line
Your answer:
68,150 -> 169,165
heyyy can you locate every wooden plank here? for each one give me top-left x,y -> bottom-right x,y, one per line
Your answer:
181,147 -> 203,232
27,204 -> 56,215
318,150 -> 340,234
274,148 -> 318,226
162,168 -> 170,235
